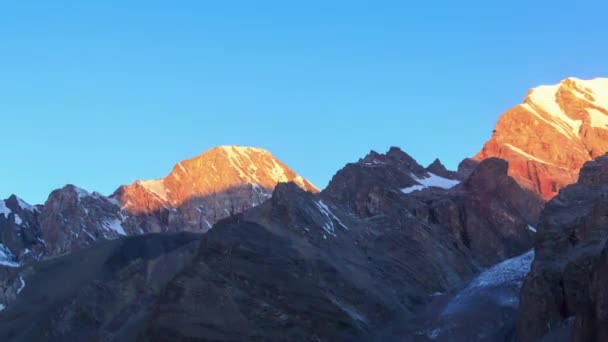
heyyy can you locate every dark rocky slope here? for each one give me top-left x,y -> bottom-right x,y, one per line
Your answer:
140,148 -> 542,341
0,232 -> 201,342
517,154 -> 608,341
0,147 -> 544,341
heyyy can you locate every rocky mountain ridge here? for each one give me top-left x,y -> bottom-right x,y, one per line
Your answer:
0,146 -> 543,341
2,76 -> 608,341
0,146 -> 317,265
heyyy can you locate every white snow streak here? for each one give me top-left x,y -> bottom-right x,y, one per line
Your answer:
16,197 -> 35,212
527,84 -> 582,136
73,186 -> 92,200
401,173 -> 460,194
138,180 -> 169,203
0,201 -> 10,219
17,276 -> 25,294
504,144 -> 553,165
314,200 -> 348,236
103,219 -> 126,236
84,229 -> 97,241
0,244 -> 20,268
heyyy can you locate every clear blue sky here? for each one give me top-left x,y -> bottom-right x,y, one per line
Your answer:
1,1 -> 606,204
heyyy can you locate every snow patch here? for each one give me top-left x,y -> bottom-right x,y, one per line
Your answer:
427,328 -> 441,339
443,250 -> 534,315
569,77 -> 608,110
0,200 -> 11,219
527,225 -> 537,233
314,200 -> 349,236
0,304 -> 4,312
0,244 -> 20,268
467,250 -> 534,288
73,186 -> 92,199
588,108 -> 608,128
103,219 -> 126,236
528,84 -> 582,136
138,180 -> 169,203
177,162 -> 188,175
107,196 -> 121,207
84,229 -> 97,241
16,197 -> 35,212
401,185 -> 426,194
401,173 -> 460,194
328,295 -> 368,325
219,146 -> 318,192
504,144 -> 553,165
17,276 -> 25,294
520,103 -> 572,137
269,159 -> 289,183
222,146 -> 263,183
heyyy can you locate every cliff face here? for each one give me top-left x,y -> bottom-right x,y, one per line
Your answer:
517,154 -> 608,341
473,77 -> 608,200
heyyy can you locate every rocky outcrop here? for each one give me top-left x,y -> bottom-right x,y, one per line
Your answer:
426,158 -> 542,267
39,185 -> 127,256
577,240 -> 608,341
473,77 -> 608,200
427,158 -> 462,180
0,196 -> 44,267
517,154 -> 608,341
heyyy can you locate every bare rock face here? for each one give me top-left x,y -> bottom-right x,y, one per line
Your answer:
0,196 -> 43,265
38,185 -> 127,256
427,158 -> 462,180
325,149 -> 541,267
114,146 -> 318,233
517,154 -> 608,341
426,158 -> 543,267
473,77 -> 608,200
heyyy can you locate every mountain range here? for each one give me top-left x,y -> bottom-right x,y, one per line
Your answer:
1,77 -> 608,341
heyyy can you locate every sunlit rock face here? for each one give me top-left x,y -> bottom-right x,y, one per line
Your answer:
0,146 -> 318,263
113,146 -> 318,233
471,77 -> 608,200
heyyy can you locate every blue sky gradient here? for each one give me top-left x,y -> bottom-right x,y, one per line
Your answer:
1,1 -> 607,203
